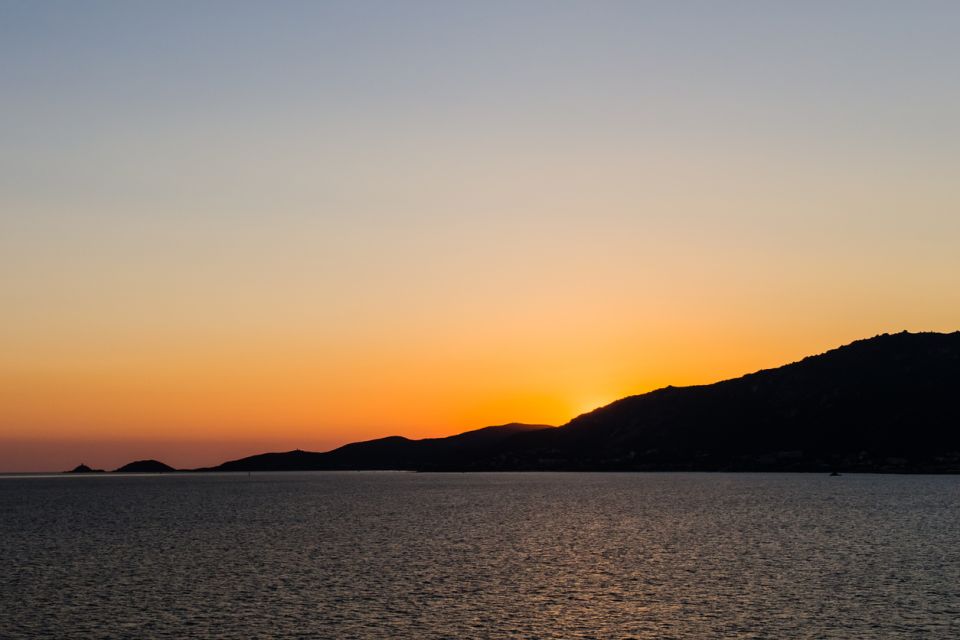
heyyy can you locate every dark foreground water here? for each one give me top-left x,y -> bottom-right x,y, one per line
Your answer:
2,472 -> 959,639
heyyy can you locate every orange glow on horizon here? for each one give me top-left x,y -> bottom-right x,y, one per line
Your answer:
4,0 -> 960,473
6,319 -> 956,472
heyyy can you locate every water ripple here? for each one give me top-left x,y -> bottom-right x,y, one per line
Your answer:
2,472 -> 959,638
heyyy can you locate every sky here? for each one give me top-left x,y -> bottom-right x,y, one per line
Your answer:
2,1 -> 959,471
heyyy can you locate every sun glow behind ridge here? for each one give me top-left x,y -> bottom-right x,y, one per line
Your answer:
2,2 -> 960,471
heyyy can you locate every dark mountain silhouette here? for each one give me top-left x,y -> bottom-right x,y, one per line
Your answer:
200,423 -> 552,472
114,459 -> 176,473
457,331 -> 960,472
93,331 -> 954,474
197,331 -> 960,473
66,463 -> 105,473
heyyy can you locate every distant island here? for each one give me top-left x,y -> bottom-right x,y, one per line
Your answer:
66,464 -> 105,474
114,459 -> 176,473
72,331 -> 960,474
67,459 -> 176,474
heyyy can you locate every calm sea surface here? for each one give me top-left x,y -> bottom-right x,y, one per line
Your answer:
2,472 -> 959,639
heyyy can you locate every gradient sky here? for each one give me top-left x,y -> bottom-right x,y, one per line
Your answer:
2,1 -> 959,471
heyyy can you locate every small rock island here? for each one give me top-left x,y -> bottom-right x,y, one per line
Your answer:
66,464 -> 105,474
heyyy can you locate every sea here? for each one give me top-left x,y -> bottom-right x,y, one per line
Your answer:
2,472 -> 958,639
